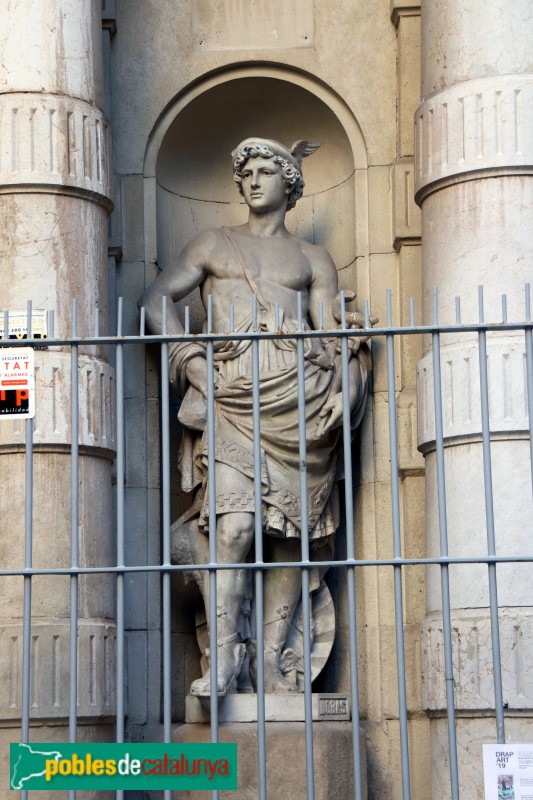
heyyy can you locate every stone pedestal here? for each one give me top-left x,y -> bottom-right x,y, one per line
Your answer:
173,720 -> 366,800
184,693 -> 351,724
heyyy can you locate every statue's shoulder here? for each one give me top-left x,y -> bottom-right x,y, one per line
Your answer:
220,223 -> 247,239
297,237 -> 336,272
180,227 -> 225,263
189,226 -> 224,247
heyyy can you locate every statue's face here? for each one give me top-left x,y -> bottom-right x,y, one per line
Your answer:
239,157 -> 289,213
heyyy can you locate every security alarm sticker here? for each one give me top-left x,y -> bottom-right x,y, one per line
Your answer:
0,348 -> 35,419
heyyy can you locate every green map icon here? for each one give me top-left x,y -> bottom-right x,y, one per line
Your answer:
10,743 -> 63,790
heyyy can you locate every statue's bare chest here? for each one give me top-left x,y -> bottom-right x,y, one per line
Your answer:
211,234 -> 312,292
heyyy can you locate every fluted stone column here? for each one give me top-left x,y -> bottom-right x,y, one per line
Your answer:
0,0 -> 116,777
415,1 -> 533,796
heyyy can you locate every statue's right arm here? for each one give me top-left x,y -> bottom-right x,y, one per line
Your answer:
138,229 -> 216,335
138,230 -> 216,396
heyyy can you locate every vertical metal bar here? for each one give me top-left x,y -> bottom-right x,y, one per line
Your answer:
501,294 -> 507,324
160,298 -> 172,800
525,284 -> 533,498
206,296 -> 219,750
477,286 -> 505,743
20,302 -> 33,800
364,300 -> 370,330
203,296 -> 219,800
339,294 -> 364,800
69,300 -> 79,800
251,295 -> 267,800
21,300 -> 33,737
318,300 -> 324,330
115,299 -> 125,800
385,289 -> 411,800
409,297 -> 415,327
431,289 -> 459,800
296,292 -> 315,800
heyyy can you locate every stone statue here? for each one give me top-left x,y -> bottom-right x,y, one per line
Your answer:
140,138 -> 373,698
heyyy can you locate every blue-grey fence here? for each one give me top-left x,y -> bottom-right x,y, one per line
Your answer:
1,284 -> 532,800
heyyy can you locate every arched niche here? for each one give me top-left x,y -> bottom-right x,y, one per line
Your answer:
143,69 -> 370,704
148,69 -> 368,330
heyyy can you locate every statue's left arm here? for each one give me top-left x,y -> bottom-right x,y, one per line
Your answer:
307,244 -> 370,436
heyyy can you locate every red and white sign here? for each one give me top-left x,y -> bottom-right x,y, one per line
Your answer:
0,347 -> 35,419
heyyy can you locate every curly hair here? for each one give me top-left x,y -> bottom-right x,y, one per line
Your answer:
233,144 -> 304,211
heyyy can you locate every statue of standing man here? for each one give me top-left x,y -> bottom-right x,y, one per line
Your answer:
140,138 -> 372,698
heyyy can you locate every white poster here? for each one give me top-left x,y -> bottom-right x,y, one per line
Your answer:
483,744 -> 533,800
0,347 -> 35,419
0,309 -> 49,339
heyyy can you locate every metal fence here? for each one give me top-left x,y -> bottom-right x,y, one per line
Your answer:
1,285 -> 532,800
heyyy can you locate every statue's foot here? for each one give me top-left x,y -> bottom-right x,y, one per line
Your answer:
190,672 -> 229,697
264,664 -> 299,693
190,639 -> 245,698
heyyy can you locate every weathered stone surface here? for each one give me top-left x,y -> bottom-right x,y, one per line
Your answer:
429,715 -> 533,800
421,0 -> 532,97
0,620 -> 116,720
173,721 -> 366,800
415,76 -> 533,202
0,0 -> 105,105
0,196 -> 110,347
0,93 -> 112,208
417,336 -> 529,449
422,609 -> 533,710
192,0 -> 315,51
423,440 -> 532,611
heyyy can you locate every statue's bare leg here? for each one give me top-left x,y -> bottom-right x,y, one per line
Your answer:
262,537 -> 302,692
190,464 -> 254,697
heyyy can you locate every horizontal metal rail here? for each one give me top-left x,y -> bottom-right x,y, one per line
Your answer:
0,553 -> 532,577
1,322 -> 533,351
